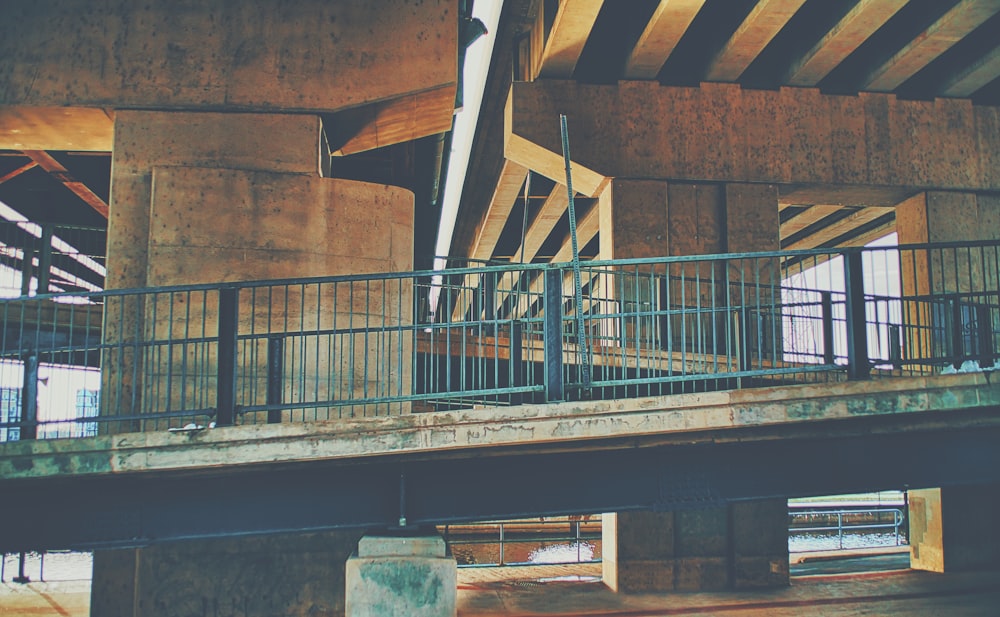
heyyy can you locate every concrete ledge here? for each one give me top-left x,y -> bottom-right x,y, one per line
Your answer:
2,373 -> 1000,481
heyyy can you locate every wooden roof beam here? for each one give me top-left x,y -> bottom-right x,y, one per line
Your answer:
537,0 -> 605,79
624,0 -> 706,80
787,0 -> 910,86
0,161 -> 38,186
511,203 -> 599,319
942,44 -> 1000,97
779,204 -> 842,238
706,0 -> 808,82
783,207 -> 890,250
470,159 -> 529,261
865,0 -> 1000,92
22,150 -> 109,218
450,159 -> 528,323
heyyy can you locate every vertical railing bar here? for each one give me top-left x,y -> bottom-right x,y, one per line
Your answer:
216,287 -> 239,427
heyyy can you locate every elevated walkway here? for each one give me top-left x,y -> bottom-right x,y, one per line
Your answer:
3,241 -> 1000,551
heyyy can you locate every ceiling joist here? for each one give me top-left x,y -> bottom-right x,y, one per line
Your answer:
22,150 -> 109,218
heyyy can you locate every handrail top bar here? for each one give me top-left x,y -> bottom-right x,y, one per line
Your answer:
3,238 -> 999,304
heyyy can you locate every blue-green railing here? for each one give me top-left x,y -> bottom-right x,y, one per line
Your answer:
1,240 -> 999,440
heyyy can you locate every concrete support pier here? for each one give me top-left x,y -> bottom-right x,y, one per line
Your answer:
91,530 -> 363,617
602,499 -> 789,593
909,485 -> 1000,573
346,529 -> 457,617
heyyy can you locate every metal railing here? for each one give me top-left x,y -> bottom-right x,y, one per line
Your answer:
0,221 -> 106,297
441,517 -> 602,568
2,240 -> 999,441
789,507 -> 907,551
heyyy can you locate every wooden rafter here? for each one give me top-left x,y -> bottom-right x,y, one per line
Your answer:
779,204 -> 842,239
537,0 -> 605,79
706,0 -> 808,82
0,161 -> 38,186
942,44 -> 1000,97
865,0 -> 1000,92
787,0 -> 910,86
22,150 -> 109,218
624,0 -> 706,80
783,207 -> 891,250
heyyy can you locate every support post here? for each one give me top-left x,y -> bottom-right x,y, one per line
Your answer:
20,238 -> 32,297
13,551 -> 30,584
543,269 -> 564,401
216,287 -> 239,427
844,251 -> 870,380
37,225 -> 53,294
821,291 -> 835,365
20,351 -> 38,440
510,321 -> 523,405
950,298 -> 965,368
266,336 -> 284,424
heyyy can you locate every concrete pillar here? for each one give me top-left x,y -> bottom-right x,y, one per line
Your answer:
91,530 -> 363,617
898,195 -> 1000,575
603,500 -> 788,593
909,485 -> 1000,572
102,110 -> 414,427
598,179 -> 781,362
896,191 -> 1000,367
345,530 -> 457,617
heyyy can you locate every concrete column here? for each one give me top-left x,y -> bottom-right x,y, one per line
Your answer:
598,179 -> 780,360
345,530 -> 457,617
603,500 -> 788,593
102,110 -> 414,427
896,191 -> 1000,366
91,530 -> 363,617
909,485 -> 1000,572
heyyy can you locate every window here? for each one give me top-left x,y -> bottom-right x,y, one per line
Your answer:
75,389 -> 100,438
1,386 -> 21,441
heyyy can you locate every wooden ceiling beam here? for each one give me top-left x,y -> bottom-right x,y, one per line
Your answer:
865,0 -> 1000,92
779,204 -> 842,238
787,0 -> 910,86
706,0 -> 808,82
783,207 -> 890,250
22,150 -> 109,218
624,0 -> 706,80
450,159 -> 528,323
493,184 -> 570,316
537,0 -> 605,79
0,161 -> 38,186
470,159 -> 529,261
942,44 -> 1000,97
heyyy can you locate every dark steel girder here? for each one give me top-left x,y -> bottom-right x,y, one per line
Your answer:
2,425 -> 999,553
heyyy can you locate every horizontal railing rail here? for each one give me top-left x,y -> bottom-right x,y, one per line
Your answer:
2,240 -> 1000,441
789,507 -> 907,551
441,517 -> 602,568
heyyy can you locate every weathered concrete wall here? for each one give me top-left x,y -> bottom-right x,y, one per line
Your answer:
0,0 -> 456,115
109,110 -> 327,290
896,191 -> 1000,364
598,178 -> 780,357
91,530 -> 362,617
104,110 -> 414,423
603,499 -> 788,593
909,485 -> 1000,572
507,80 -> 1000,193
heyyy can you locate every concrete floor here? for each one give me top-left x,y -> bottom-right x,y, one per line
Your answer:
2,564 -> 998,616
456,564 -> 1000,617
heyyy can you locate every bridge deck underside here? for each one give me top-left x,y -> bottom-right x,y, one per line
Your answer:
1,371 -> 998,552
